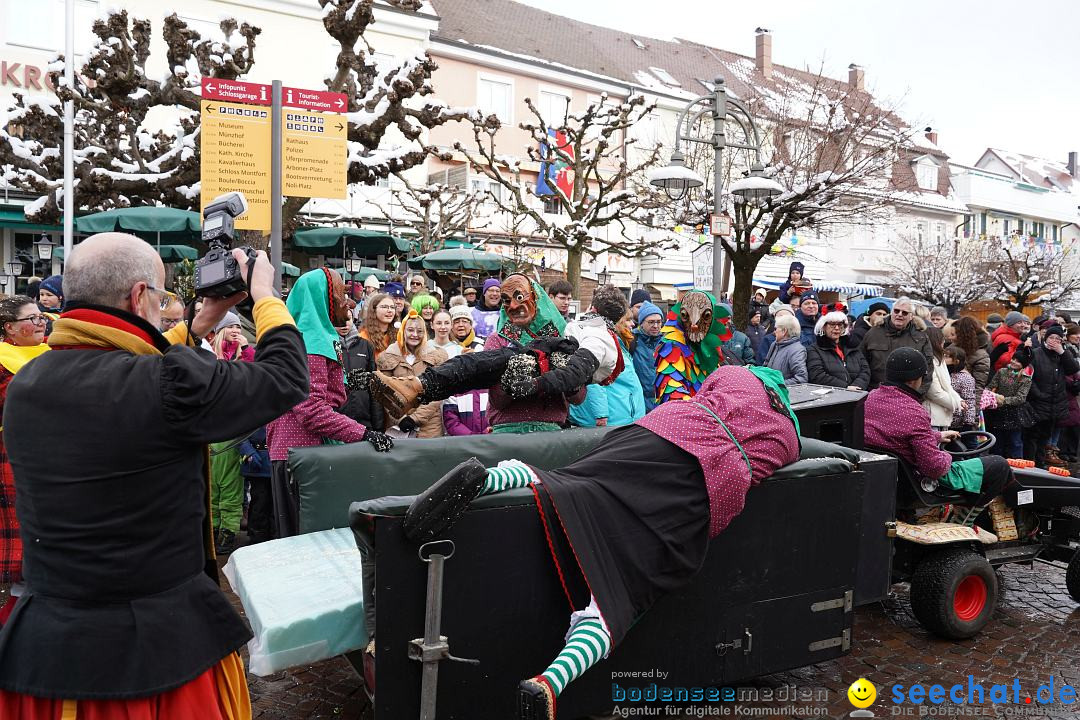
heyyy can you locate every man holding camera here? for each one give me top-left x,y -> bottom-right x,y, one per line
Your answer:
0,233 -> 308,718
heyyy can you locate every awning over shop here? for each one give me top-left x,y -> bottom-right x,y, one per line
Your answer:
753,278 -> 883,297
0,209 -> 64,233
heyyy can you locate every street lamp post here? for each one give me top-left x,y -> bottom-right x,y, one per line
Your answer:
34,233 -> 57,271
648,76 -> 782,299
344,251 -> 364,275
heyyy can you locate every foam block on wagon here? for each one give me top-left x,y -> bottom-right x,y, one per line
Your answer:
223,528 -> 365,676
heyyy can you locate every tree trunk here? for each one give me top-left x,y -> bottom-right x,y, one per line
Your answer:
730,257 -> 758,332
566,246 -> 583,298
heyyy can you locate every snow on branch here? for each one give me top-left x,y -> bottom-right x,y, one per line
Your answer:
449,92 -> 672,290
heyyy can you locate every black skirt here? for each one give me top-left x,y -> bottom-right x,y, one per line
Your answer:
531,424 -> 708,645
271,459 -> 299,539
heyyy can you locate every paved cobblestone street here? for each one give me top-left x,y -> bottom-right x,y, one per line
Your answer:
226,558 -> 1080,720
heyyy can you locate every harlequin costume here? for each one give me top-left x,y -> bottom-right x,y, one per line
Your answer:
654,289 -> 733,403
403,365 -> 803,719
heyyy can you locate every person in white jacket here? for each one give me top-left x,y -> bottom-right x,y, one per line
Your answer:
923,326 -> 962,429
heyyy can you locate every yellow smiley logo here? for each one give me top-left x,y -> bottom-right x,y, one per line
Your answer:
847,678 -> 876,708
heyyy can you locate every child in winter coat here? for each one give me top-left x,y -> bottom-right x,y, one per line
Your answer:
238,427 -> 272,545
443,389 -> 490,435
985,356 -> 1033,459
945,346 -> 978,433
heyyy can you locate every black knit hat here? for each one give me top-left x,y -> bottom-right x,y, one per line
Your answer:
885,347 -> 927,383
630,288 -> 651,306
866,302 -> 889,316
1045,324 -> 1065,340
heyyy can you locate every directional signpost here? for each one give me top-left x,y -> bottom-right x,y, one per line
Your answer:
281,87 -> 348,200
200,78 -> 350,289
200,78 -> 273,231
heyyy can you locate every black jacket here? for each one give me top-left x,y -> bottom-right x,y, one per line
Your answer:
1026,345 -> 1080,421
805,336 -> 871,389
0,305 -> 308,698
860,318 -> 934,390
340,335 -> 385,431
848,317 -> 874,348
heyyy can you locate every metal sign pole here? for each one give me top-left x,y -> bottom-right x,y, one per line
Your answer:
62,0 -> 74,262
271,80 -> 283,292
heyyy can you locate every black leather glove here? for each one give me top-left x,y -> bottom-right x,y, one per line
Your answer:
398,415 -> 419,433
345,369 -> 374,391
364,428 -> 394,452
501,353 -> 541,399
524,335 -> 580,357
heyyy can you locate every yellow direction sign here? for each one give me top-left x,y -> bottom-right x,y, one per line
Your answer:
200,99 -> 272,231
282,110 -> 347,199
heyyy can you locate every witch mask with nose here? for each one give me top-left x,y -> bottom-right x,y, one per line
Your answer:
500,275 -> 537,327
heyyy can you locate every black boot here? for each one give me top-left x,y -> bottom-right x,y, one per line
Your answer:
415,346 -> 526,403
403,458 -> 488,543
518,677 -> 556,720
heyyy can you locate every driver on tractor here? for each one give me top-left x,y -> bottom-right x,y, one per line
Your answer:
865,347 -> 1015,506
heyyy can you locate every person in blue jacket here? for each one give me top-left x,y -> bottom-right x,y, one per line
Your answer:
238,427 -> 273,544
631,301 -> 664,411
720,304 -> 756,366
778,262 -> 807,303
570,310 -> 646,428
795,292 -> 820,347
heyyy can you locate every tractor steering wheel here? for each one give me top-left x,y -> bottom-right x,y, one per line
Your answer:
941,430 -> 996,459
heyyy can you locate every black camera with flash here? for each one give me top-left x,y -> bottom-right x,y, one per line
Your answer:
195,191 -> 258,298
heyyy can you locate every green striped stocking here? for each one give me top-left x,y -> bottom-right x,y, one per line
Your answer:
480,461 -> 536,495
539,618 -> 612,697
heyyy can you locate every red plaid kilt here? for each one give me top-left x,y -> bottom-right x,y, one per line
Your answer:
0,436 -> 21,585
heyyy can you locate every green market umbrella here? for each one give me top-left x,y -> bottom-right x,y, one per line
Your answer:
407,248 -> 510,272
293,227 -> 411,256
75,207 -> 202,256
282,262 -> 301,278
53,243 -> 197,263
76,206 -> 202,235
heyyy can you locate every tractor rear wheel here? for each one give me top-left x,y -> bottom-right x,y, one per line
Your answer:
1066,549 -> 1080,604
910,548 -> 997,639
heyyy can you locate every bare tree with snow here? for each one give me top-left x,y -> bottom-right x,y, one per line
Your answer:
641,68 -> 919,328
989,242 -> 1080,312
453,93 -> 668,297
371,175 -> 489,254
887,232 -> 994,314
1,1 -> 471,241
0,11 -> 255,220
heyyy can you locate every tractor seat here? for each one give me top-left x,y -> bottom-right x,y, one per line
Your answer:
865,447 -> 982,508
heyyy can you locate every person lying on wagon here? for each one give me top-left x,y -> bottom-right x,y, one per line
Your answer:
401,364 -> 825,720
864,347 -> 1014,506
364,276 -> 631,431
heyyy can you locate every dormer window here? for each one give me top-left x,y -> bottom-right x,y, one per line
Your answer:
648,67 -> 681,87
913,156 -> 939,191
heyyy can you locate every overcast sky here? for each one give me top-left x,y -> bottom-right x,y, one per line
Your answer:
517,0 -> 1079,167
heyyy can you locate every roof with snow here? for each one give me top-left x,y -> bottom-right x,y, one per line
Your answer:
976,148 -> 1079,194
429,0 -> 957,207
429,0 -> 912,138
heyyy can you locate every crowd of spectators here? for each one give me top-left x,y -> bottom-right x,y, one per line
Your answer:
4,258 -> 1079,556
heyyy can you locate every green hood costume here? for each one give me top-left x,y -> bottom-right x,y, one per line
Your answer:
287,269 -> 340,362
496,276 -> 567,344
